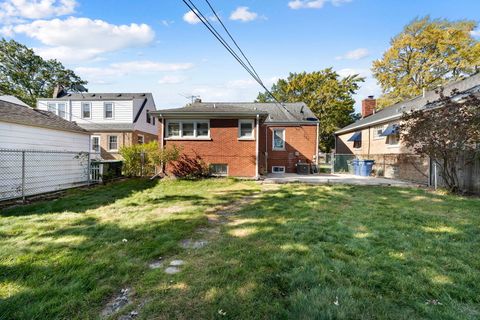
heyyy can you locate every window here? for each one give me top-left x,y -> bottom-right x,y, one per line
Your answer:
182,122 -> 195,137
137,134 -> 144,144
210,164 -> 228,176
91,136 -> 100,152
108,135 -> 118,151
47,103 -> 56,113
272,166 -> 285,174
272,129 -> 285,150
152,117 -> 156,125
57,103 -> 66,119
353,139 -> 362,149
166,120 -> 210,138
387,133 -> 400,146
373,125 -> 386,139
104,102 -> 114,119
167,122 -> 180,137
146,112 -> 151,124
82,102 -> 91,119
197,122 -> 209,137
239,120 -> 254,139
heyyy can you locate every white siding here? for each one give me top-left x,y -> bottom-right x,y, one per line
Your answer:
0,122 -> 90,151
0,122 -> 91,201
37,99 -> 134,123
133,98 -> 158,135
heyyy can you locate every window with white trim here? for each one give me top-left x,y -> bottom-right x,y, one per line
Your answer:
47,102 -> 67,118
82,102 -> 91,119
272,166 -> 285,173
386,133 -> 400,146
47,103 -> 56,113
91,136 -> 100,152
272,128 -> 285,150
373,125 -> 386,139
104,102 -> 114,119
108,135 -> 118,151
57,103 -> 66,119
210,164 -> 228,176
166,120 -> 210,138
137,134 -> 144,144
238,119 -> 254,139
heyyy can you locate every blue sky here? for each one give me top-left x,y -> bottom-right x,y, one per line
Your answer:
1,0 -> 479,111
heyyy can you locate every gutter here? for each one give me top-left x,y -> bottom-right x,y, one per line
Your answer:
334,114 -> 401,135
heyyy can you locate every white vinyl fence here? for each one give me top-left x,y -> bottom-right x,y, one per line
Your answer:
0,149 -> 101,202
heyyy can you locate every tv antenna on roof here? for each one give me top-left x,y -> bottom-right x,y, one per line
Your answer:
179,93 -> 200,104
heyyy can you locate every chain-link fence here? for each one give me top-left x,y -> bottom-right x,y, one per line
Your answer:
0,149 -> 102,202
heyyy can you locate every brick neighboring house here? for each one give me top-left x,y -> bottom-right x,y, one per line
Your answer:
37,92 -> 158,159
334,72 -> 480,182
151,100 -> 319,178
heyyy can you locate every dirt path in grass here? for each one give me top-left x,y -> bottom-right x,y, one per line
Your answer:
105,183 -> 280,319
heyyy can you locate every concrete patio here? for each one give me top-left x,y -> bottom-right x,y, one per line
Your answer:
262,173 -> 421,187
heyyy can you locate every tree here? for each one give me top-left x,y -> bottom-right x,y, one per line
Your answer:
256,69 -> 364,152
0,38 -> 87,107
372,16 -> 480,108
400,91 -> 480,193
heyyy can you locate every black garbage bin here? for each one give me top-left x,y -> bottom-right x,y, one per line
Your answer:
296,163 -> 310,175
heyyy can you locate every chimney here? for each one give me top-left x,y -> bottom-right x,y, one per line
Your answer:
362,95 -> 376,118
52,84 -> 65,98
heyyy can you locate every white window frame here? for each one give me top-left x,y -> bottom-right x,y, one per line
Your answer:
238,119 -> 255,140
47,102 -> 67,119
386,133 -> 400,147
47,102 -> 56,114
91,135 -> 101,153
137,134 -> 144,145
104,102 -> 114,120
272,128 -> 286,151
107,135 -> 118,151
210,163 -> 228,176
272,166 -> 286,174
81,102 -> 92,119
165,120 -> 210,139
373,125 -> 386,140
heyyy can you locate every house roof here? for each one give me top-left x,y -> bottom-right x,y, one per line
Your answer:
0,99 -> 90,135
152,102 -> 319,124
336,72 -> 480,135
0,95 -> 30,107
39,92 -> 154,102
78,123 -> 134,132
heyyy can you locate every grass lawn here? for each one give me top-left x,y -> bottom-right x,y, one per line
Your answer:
1,179 -> 479,319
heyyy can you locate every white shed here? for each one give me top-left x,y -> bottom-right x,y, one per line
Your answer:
0,97 -> 92,201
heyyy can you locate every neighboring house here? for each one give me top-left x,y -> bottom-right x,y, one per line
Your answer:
37,92 -> 158,159
0,97 -> 91,200
151,100 -> 319,178
334,72 -> 480,182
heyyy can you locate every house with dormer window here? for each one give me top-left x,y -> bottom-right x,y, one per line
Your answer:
37,92 -> 158,159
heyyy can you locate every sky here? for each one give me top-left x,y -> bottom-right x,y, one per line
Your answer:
1,0 -> 480,111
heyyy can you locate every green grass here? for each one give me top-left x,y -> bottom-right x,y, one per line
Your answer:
1,179 -> 479,319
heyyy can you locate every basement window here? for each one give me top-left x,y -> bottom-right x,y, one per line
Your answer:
210,164 -> 228,176
272,166 -> 286,174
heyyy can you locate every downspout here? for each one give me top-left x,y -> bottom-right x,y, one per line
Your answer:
315,122 -> 319,165
255,114 -> 260,179
265,125 -> 268,174
367,127 -> 371,158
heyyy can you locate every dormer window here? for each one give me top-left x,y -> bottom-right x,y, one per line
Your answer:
104,102 -> 114,119
146,112 -> 151,123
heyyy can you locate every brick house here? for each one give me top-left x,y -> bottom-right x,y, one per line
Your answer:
37,92 -> 158,159
151,101 -> 319,178
334,73 -> 480,182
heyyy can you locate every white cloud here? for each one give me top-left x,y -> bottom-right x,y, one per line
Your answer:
158,75 -> 187,85
288,0 -> 351,9
337,68 -> 369,78
8,17 -> 155,61
161,20 -> 174,27
471,29 -> 480,37
0,0 -> 76,22
183,10 -> 201,24
335,48 -> 369,60
230,7 -> 259,22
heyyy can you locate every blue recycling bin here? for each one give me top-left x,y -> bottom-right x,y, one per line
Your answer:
359,160 -> 375,176
352,159 -> 360,175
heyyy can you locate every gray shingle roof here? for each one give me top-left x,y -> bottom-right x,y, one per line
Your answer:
78,123 -> 134,132
155,102 -> 318,124
0,99 -> 89,134
336,72 -> 480,134
0,95 -> 30,107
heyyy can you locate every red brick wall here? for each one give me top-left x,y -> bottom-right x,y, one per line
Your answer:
159,119 -> 318,177
162,119 -> 257,177
259,125 -> 317,173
